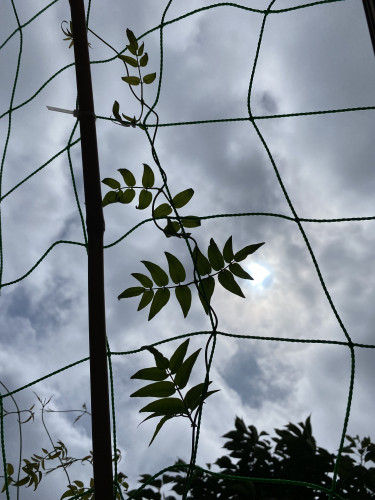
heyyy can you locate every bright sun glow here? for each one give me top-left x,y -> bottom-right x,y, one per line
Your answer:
245,263 -> 271,287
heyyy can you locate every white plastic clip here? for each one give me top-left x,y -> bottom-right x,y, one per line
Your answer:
47,106 -> 78,117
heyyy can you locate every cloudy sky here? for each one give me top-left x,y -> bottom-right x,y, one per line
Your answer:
1,0 -> 375,497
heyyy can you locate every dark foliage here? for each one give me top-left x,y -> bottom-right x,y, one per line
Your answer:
126,416 -> 375,499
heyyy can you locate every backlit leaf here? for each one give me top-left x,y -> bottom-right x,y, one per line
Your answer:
126,44 -> 137,56
218,269 -> 245,298
130,381 -> 175,398
198,276 -> 215,314
163,219 -> 180,237
132,272 -> 153,288
142,163 -> 155,188
148,288 -> 170,320
234,242 -> 265,262
102,177 -> 121,189
184,382 -> 213,411
118,287 -> 144,299
139,398 -> 186,414
149,416 -> 172,446
140,53 -> 149,67
118,168 -> 136,186
207,238 -> 224,271
137,290 -> 154,311
181,216 -> 201,228
143,73 -> 156,84
223,236 -> 234,263
192,247 -> 211,276
154,203 -> 172,218
126,29 -> 138,49
137,42 -> 144,56
175,286 -> 192,318
169,339 -> 190,374
172,188 -> 194,209
136,189 -> 152,210
165,252 -> 186,284
112,100 -> 121,121
102,190 -> 118,207
174,349 -> 201,389
118,54 -> 138,67
131,367 -> 167,381
119,188 -> 135,204
122,76 -> 140,86
142,261 -> 169,287
229,262 -> 253,280
144,346 -> 169,369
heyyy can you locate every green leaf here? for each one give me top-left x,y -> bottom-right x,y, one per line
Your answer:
73,480 -> 84,488
126,29 -> 138,49
198,276 -> 215,314
192,246 -> 211,276
223,236 -> 234,263
181,216 -> 201,228
131,367 -> 168,381
174,349 -> 201,390
137,42 -> 144,56
130,381 -> 175,398
137,290 -> 154,311
184,382 -> 211,411
218,269 -> 245,298
118,168 -> 136,187
102,177 -> 121,189
140,53 -> 149,67
172,188 -> 194,209
234,242 -> 265,262
175,285 -> 192,318
119,188 -> 136,204
102,190 -> 118,207
112,100 -> 121,121
142,261 -> 169,287
229,262 -> 253,280
142,163 -> 155,188
137,189 -> 152,210
126,44 -> 137,56
154,203 -> 172,218
163,219 -> 180,238
122,76 -> 140,86
207,238 -> 224,271
143,73 -> 156,84
132,272 -> 153,288
118,287 -> 144,299
148,288 -> 170,320
118,54 -> 138,67
169,339 -> 190,374
144,346 -> 169,369
139,398 -> 186,415
165,252 -> 186,284
149,416 -> 172,446
6,463 -> 14,476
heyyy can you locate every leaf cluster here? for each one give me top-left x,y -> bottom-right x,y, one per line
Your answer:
118,237 -> 264,320
130,339 -> 218,446
126,416 -> 375,499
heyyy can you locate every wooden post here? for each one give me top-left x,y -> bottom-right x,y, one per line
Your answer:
68,0 -> 113,498
363,0 -> 375,57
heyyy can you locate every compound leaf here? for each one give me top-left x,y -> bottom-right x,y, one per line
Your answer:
131,367 -> 167,381
175,285 -> 192,318
142,261 -> 169,287
192,247 -> 211,276
207,238 -> 224,271
172,188 -> 194,209
130,381 -> 175,398
234,242 -> 265,262
143,73 -> 156,84
174,349 -> 201,390
121,76 -> 140,86
142,163 -> 155,188
118,168 -> 136,187
154,203 -> 172,218
137,189 -> 152,210
169,339 -> 190,374
137,290 -> 154,311
132,272 -> 153,288
148,288 -> 170,320
119,188 -> 136,204
165,252 -> 186,284
118,287 -> 144,299
229,262 -> 253,280
218,269 -> 245,298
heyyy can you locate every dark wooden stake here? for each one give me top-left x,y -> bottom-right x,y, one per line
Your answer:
363,0 -> 375,57
68,0 -> 113,498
